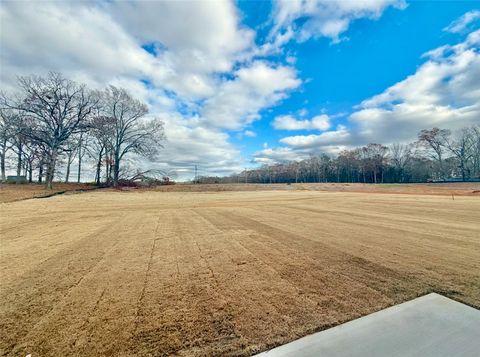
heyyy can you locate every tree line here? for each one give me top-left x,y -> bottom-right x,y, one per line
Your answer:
198,126 -> 480,184
0,72 -> 165,188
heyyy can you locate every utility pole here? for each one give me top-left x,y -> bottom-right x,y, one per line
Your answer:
194,165 -> 198,183
244,168 -> 247,184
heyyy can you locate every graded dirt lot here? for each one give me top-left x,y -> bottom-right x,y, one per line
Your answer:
1,187 -> 479,356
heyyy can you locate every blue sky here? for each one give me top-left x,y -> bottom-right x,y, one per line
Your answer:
234,1 -> 480,164
1,1 -> 479,179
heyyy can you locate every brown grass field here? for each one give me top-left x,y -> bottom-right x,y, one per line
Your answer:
0,183 -> 95,203
1,184 -> 479,356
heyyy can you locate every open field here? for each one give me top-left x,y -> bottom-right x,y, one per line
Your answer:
152,182 -> 480,196
2,182 -> 479,204
1,188 -> 479,356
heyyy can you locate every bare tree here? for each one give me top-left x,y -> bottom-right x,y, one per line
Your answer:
62,137 -> 80,183
6,114 -> 31,184
86,115 -> 115,185
1,72 -> 97,188
0,110 -> 16,182
361,144 -> 389,183
76,132 -> 90,183
390,143 -> 413,182
418,128 -> 451,180
471,125 -> 480,177
99,86 -> 165,186
446,127 -> 475,180
22,141 -> 44,183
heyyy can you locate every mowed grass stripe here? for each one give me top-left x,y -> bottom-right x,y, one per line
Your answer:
0,190 -> 478,357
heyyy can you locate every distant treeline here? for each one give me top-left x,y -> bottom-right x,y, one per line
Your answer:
198,126 -> 480,184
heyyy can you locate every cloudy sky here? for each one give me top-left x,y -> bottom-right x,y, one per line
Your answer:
1,1 -> 479,179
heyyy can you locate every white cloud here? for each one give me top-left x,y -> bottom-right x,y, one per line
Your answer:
0,1 -> 161,92
352,29 -> 480,143
201,61 -> 300,129
0,0 -> 303,178
444,10 -> 480,34
107,0 -> 256,100
157,114 -> 243,176
273,114 -> 330,130
279,125 -> 350,148
244,130 -> 257,138
263,27 -> 480,163
253,147 -> 310,165
270,0 -> 406,43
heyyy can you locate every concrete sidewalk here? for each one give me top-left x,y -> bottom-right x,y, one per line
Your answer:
255,293 -> 480,357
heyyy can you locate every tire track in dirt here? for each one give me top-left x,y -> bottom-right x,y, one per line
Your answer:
125,213 -> 183,356
194,208 -> 320,306
128,210 -> 244,357
287,204 -> 480,250
211,208 -> 422,302
196,209 -> 395,307
221,205 -> 479,307
71,288 -> 106,348
9,212 -> 157,357
0,215 -> 117,289
0,215 -> 127,356
131,216 -> 162,339
247,203 -> 480,299
190,209 -> 355,355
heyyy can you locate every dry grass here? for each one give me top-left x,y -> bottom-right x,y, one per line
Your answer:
2,182 -> 478,204
150,182 -> 480,196
0,188 -> 479,356
0,183 -> 95,203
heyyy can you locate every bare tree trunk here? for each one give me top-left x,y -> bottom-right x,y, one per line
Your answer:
16,145 -> 23,184
460,159 -> 466,181
105,150 -> 113,185
46,149 -> 58,189
0,144 -> 6,182
105,161 -> 109,184
38,163 -> 43,183
65,156 -> 72,183
77,133 -> 83,183
95,148 -> 103,186
28,162 -> 33,183
113,151 -> 120,187
77,155 -> 82,182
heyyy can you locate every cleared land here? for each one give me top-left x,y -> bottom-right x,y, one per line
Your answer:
1,186 -> 479,356
1,182 -> 479,204
152,182 -> 480,196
